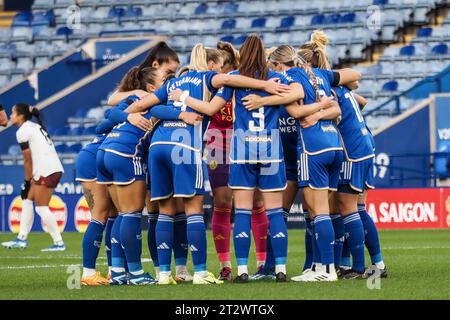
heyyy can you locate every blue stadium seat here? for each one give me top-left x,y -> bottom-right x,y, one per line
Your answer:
382,80 -> 399,92
233,35 -> 247,46
67,143 -> 82,153
194,3 -> 208,15
251,17 -> 266,29
74,108 -> 89,118
431,43 -> 448,55
416,27 -> 432,38
221,19 -> 236,30
399,45 -> 415,57
31,10 -> 55,27
46,126 -> 57,136
373,0 -> 388,5
8,145 -> 21,156
220,35 -> 234,43
108,7 -> 126,19
12,11 -> 32,27
56,26 -> 73,37
82,126 -> 97,135
126,7 -> 143,18
69,127 -> 84,136
54,127 -> 70,136
324,13 -> 341,25
310,14 -> 325,25
279,16 -> 295,29
340,13 -> 356,24
223,3 -> 239,14
55,144 -> 68,153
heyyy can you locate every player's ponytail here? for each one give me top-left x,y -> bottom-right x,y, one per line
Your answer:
299,29 -> 331,70
117,66 -> 160,92
239,34 -> 268,80
189,43 -> 209,72
139,41 -> 179,69
14,103 -> 49,133
217,41 -> 240,70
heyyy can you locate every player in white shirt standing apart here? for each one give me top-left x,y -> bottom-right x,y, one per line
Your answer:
2,103 -> 65,251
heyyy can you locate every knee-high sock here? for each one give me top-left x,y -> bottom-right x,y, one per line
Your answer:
341,238 -> 351,268
173,212 -> 188,269
104,217 -> 115,270
35,206 -> 63,244
187,214 -> 207,275
233,209 -> 252,276
358,204 -> 384,268
331,214 -> 345,268
155,214 -> 174,274
313,214 -> 335,269
211,206 -> 232,267
120,212 -> 143,275
111,214 -> 126,273
18,199 -> 34,241
82,219 -> 105,276
251,205 -> 269,267
147,212 -> 159,269
303,211 -> 313,270
343,212 -> 365,273
266,208 -> 288,274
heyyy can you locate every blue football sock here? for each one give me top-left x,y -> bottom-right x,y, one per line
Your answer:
313,214 -> 335,267
174,212 -> 188,267
187,214 -> 207,273
341,238 -> 351,268
82,219 -> 105,269
147,212 -> 159,268
155,214 -> 174,273
120,212 -> 143,275
358,204 -> 383,265
331,214 -> 345,267
311,220 -> 321,267
267,208 -> 288,272
111,214 -> 126,272
104,217 -> 115,269
343,212 -> 366,273
303,211 -> 313,270
233,209 -> 252,273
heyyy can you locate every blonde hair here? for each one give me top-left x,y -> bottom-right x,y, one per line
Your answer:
189,43 -> 222,72
217,41 -> 240,69
299,29 -> 331,70
269,45 -> 321,102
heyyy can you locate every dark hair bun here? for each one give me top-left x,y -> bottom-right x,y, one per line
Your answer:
31,108 -> 40,117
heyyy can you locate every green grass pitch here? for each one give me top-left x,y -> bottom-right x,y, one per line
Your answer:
1,229 -> 450,300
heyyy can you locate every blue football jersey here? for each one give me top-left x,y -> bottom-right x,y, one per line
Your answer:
332,86 -> 374,161
216,70 -> 292,163
285,67 -> 342,155
150,70 -> 218,152
82,134 -> 106,154
278,106 -> 297,166
100,96 -> 151,158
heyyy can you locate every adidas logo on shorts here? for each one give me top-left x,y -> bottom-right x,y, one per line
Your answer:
189,245 -> 198,252
273,232 -> 286,238
93,240 -> 102,248
157,242 -> 170,250
235,232 -> 249,239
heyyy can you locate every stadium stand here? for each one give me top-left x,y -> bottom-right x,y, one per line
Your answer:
0,0 -> 450,163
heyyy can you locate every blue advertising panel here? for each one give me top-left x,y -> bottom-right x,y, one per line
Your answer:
95,39 -> 148,69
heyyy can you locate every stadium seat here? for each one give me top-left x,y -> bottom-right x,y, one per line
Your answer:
56,26 -> 73,40
54,127 -> 70,136
310,14 -> 325,25
69,126 -> 84,136
194,3 -> 208,15
251,17 -> 266,29
223,3 -> 239,14
278,16 -> 295,30
67,143 -> 82,153
399,45 -> 415,57
431,43 -> 448,55
221,19 -> 236,30
82,126 -> 97,135
125,7 -> 143,18
55,144 -> 68,153
220,35 -> 234,43
382,80 -> 399,92
373,0 -> 389,5
324,13 -> 341,25
32,10 -> 56,27
340,13 -> 356,24
12,12 -> 33,27
233,35 -> 248,46
416,27 -> 433,38
108,7 -> 126,19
